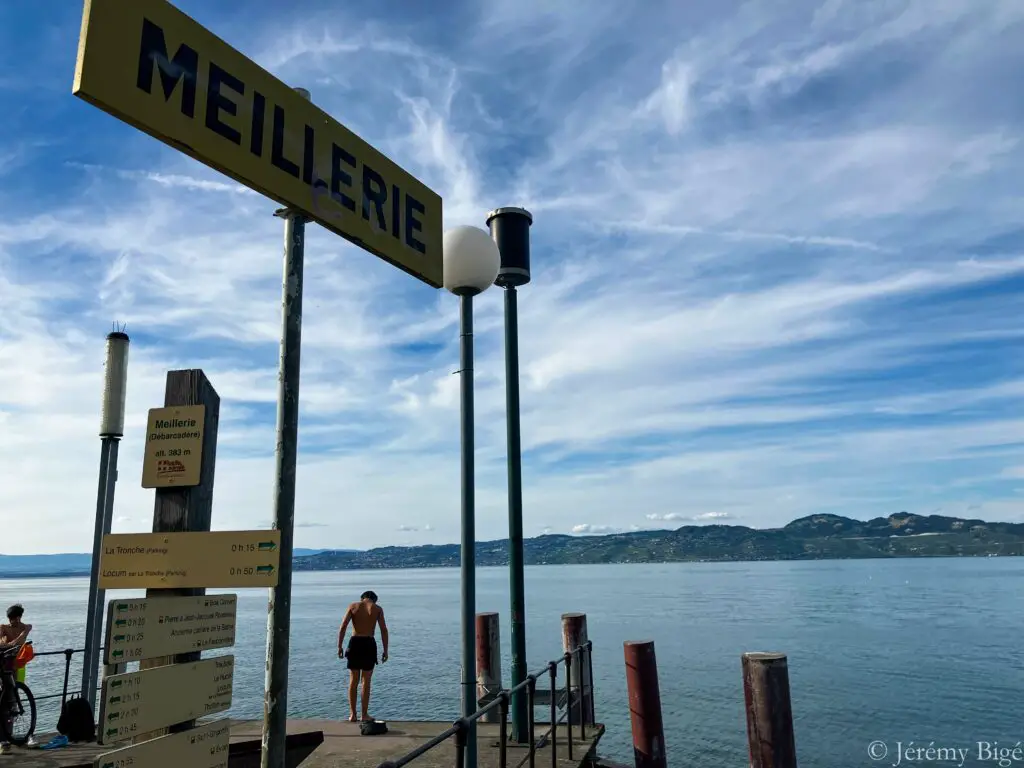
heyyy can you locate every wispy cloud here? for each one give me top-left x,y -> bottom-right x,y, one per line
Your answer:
570,524 -> 642,536
646,512 -> 734,523
2,0 -> 1024,553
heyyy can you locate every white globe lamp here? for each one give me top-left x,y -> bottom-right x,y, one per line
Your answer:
443,225 -> 500,295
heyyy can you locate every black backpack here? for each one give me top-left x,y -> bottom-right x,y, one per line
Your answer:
360,720 -> 388,736
57,694 -> 95,742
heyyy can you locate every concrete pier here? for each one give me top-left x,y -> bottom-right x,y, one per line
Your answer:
12,718 -> 605,768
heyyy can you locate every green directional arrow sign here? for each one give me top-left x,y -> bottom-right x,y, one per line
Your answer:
92,718 -> 230,766
100,530 -> 280,588
105,594 -> 237,665
116,604 -> 129,612
114,618 -> 127,628
108,712 -> 120,721
106,727 -> 118,738
108,696 -> 121,705
110,679 -> 122,689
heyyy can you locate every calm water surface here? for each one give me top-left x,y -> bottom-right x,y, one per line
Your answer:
5,558 -> 1022,766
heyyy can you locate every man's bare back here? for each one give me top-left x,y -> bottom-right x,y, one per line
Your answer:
347,601 -> 381,637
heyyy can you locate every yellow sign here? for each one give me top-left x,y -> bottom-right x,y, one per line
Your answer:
98,656 -> 234,745
104,594 -> 237,664
141,405 -> 205,488
73,0 -> 443,288
95,718 -> 230,768
99,530 -> 281,589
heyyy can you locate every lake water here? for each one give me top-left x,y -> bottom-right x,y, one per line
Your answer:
6,558 -> 1023,767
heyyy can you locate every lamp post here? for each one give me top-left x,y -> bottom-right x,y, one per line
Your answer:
443,225 -> 501,768
485,207 -> 533,742
82,329 -> 130,708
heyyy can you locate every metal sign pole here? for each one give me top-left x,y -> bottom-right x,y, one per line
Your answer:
262,86 -> 310,768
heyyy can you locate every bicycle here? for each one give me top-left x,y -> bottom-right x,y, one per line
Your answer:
0,646 -> 36,746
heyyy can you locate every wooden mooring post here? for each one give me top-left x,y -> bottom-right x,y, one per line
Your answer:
475,612 -> 502,723
562,612 -> 594,726
624,640 -> 666,768
742,652 -> 798,768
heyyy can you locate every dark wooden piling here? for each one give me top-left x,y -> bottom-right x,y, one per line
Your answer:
742,652 -> 797,768
475,612 -> 502,723
623,640 -> 666,768
562,613 -> 594,726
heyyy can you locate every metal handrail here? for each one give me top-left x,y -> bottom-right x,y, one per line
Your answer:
20,647 -> 105,707
376,640 -> 594,768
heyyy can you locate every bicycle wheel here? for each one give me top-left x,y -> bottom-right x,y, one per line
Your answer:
0,681 -> 36,746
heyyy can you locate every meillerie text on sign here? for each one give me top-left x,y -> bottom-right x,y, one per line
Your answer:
94,718 -> 230,768
72,0 -> 443,287
141,404 -> 206,488
98,656 -> 234,745
104,594 -> 237,664
98,530 -> 281,589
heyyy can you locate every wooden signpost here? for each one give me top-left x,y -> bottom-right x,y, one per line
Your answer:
93,370 -> 281,765
96,719 -> 230,768
98,530 -> 282,589
104,594 -> 237,664
141,405 -> 207,488
98,657 -> 234,745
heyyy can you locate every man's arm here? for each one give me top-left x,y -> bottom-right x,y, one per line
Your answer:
0,624 -> 30,649
337,607 -> 352,658
377,609 -> 388,661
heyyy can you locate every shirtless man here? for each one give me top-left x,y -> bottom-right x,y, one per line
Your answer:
0,605 -> 32,754
337,591 -> 388,722
0,604 -> 31,650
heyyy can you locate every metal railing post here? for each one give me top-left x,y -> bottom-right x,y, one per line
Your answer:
527,674 -> 537,768
577,648 -> 586,742
564,652 -> 574,761
586,641 -> 596,724
548,662 -> 558,768
61,649 -> 73,711
499,692 -> 509,768
455,719 -> 469,768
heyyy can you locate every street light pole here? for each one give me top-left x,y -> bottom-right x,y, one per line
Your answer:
443,226 -> 501,768
82,329 -> 130,708
486,207 -> 533,742
457,289 -> 478,768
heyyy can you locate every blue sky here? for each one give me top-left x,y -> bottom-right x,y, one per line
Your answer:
2,0 -> 1024,554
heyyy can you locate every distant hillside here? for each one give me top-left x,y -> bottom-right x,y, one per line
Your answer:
0,553 -> 92,576
294,513 -> 1024,571
0,547 -> 341,577
6,513 -> 1022,576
